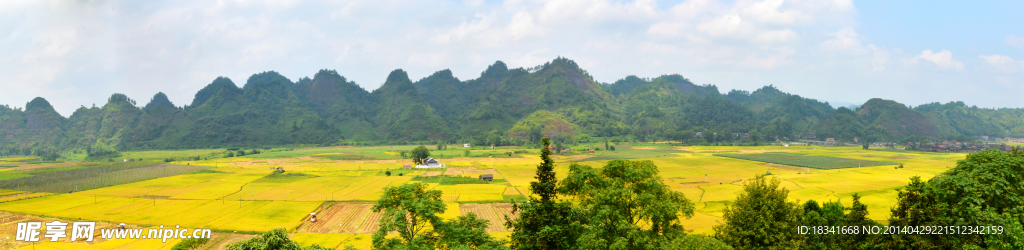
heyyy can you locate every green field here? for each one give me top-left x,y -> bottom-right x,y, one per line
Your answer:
715,152 -> 898,169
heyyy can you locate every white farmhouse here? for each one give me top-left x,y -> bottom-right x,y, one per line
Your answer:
415,158 -> 445,169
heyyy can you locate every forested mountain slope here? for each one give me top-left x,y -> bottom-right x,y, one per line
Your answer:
2,57 -> 1022,152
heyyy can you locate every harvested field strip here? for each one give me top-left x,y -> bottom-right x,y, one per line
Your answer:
338,204 -> 372,233
493,203 -> 517,222
715,153 -> 896,170
356,208 -> 383,234
460,203 -> 516,232
296,202 -> 379,233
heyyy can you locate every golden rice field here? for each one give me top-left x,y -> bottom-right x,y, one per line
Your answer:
0,144 -> 964,249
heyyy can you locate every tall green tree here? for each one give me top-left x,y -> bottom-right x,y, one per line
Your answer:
371,183 -> 445,250
505,137 -> 582,249
410,146 -> 431,165
714,175 -> 803,249
533,137 -> 557,203
558,159 -> 696,250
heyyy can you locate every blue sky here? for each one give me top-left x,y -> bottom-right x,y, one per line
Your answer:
2,0 -> 1022,116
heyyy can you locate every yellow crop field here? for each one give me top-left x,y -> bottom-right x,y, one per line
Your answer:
433,184 -> 505,202
206,201 -> 321,231
291,233 -> 350,249
439,202 -> 461,220
0,144 -> 971,249
0,193 -> 319,232
641,146 -> 958,233
0,189 -> 25,196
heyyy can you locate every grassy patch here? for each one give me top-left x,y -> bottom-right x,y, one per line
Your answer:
715,153 -> 896,170
412,175 -> 498,185
503,195 -> 527,203
256,172 -> 315,181
26,161 -> 63,164
189,169 -> 227,174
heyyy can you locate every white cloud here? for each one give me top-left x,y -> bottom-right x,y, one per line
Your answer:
868,44 -> 890,72
508,11 -> 543,40
1007,35 -> 1024,48
913,49 -> 964,70
979,54 -> 1022,73
646,21 -> 689,38
738,0 -> 805,26
736,47 -> 795,69
822,27 -> 859,51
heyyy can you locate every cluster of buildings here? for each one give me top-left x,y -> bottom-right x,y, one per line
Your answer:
402,158 -> 445,169
977,135 -> 1024,143
908,141 -> 1016,153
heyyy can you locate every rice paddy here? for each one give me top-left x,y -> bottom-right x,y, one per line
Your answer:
0,143 -> 965,248
714,153 -> 897,169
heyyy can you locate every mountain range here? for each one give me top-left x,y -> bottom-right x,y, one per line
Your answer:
1,57 -> 1022,151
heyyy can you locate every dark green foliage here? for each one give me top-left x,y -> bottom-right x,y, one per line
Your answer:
411,146 -> 430,165
171,237 -> 209,250
660,234 -> 734,249
813,98 -> 944,142
372,183 -> 446,249
505,137 -> 583,249
727,85 -> 834,137
226,228 -> 333,250
558,159 -> 695,250
143,92 -> 177,112
533,138 -> 557,203
915,101 -> 1024,138
434,213 -> 508,250
800,194 -> 880,249
878,149 -> 1024,249
371,69 -> 449,141
714,175 -> 804,249
605,75 -> 651,97
368,183 -> 506,250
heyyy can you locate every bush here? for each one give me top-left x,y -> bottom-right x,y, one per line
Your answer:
171,237 -> 209,250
